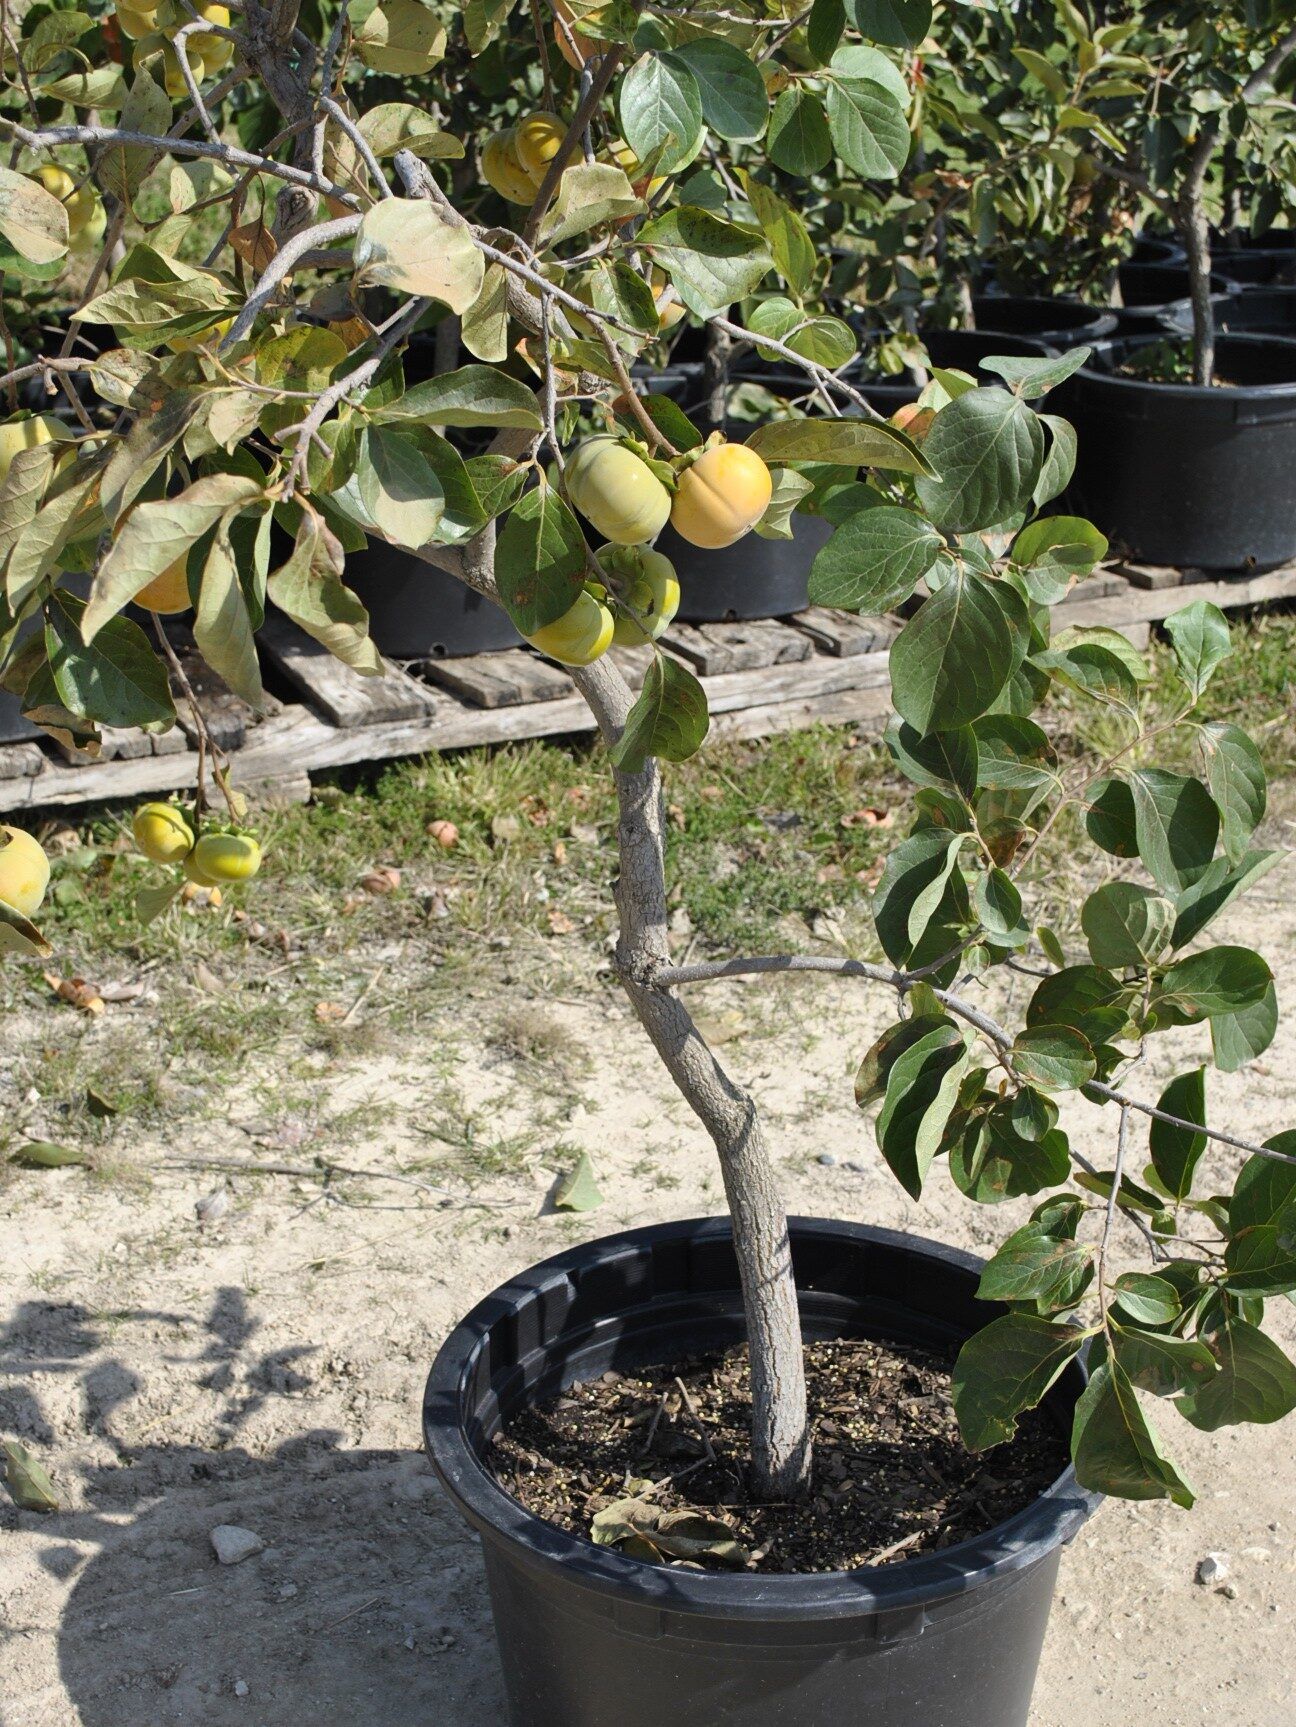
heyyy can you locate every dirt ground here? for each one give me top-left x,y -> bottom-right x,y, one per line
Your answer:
2,855 -> 1294,1724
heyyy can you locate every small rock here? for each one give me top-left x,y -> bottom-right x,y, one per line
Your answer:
211,1525 -> 265,1566
817,1153 -> 837,1167
233,1679 -> 249,1698
1219,1582 -> 1239,1601
278,1583 -> 298,1600
845,1160 -> 868,1174
1195,1552 -> 1230,1586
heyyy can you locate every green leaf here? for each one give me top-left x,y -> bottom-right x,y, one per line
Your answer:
1179,1317 -> 1296,1431
890,569 -> 1015,735
1037,639 -> 1139,715
0,164 -> 69,265
914,389 -> 1045,533
356,103 -> 464,160
1011,1025 -> 1096,1092
1128,768 -> 1219,893
1224,1140 -> 1296,1295
1085,775 -> 1137,857
1112,1272 -> 1181,1327
741,176 -> 814,296
540,163 -> 642,247
1111,1326 -> 1218,1397
354,198 -> 485,310
1033,412 -> 1077,507
829,43 -> 911,106
1199,722 -> 1265,866
1171,849 -> 1283,949
977,1222 -> 1093,1311
45,591 -> 175,732
980,346 -> 1091,398
637,207 -> 771,319
1211,983 -> 1278,1073
1072,1362 -> 1195,1505
619,51 -> 705,174
386,365 -> 544,430
608,654 -> 709,774
194,520 -> 264,710
885,718 -> 976,795
824,77 -> 910,180
1149,1067 -> 1207,1201
872,828 -> 969,966
952,1313 -> 1087,1450
0,897 -> 52,958
10,1141 -> 89,1168
495,487 -> 588,634
1012,45 -> 1070,98
1081,881 -> 1174,969
807,505 -> 943,612
553,1151 -> 603,1212
855,1012 -> 955,1110
356,425 -> 445,549
268,514 -> 382,675
952,1117 -> 1071,1202
1010,514 -> 1107,603
875,1021 -> 968,1199
972,715 -> 1057,797
3,1440 -> 59,1512
673,38 -> 768,142
1156,946 -> 1272,1020
745,417 -> 931,474
1164,600 -> 1231,699
85,474 -> 265,638
807,0 -> 846,64
974,867 -> 1025,943
99,75 -> 174,206
1026,964 -> 1130,1046
767,88 -> 833,176
851,0 -> 930,48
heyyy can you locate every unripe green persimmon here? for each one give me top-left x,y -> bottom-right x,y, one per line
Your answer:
0,414 -> 69,488
0,825 -> 49,917
192,831 -> 262,883
597,543 -> 680,645
132,802 -> 195,863
565,436 -> 671,545
527,589 -> 614,666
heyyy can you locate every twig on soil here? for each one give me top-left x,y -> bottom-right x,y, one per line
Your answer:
674,1375 -> 717,1464
160,1155 -> 519,1210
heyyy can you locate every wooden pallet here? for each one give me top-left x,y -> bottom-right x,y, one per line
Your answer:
2,562 -> 1293,813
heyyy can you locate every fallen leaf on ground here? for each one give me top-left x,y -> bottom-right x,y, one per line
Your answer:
591,1488 -> 749,1569
546,908 -> 576,935
3,1441 -> 59,1512
360,867 -> 401,895
43,973 -> 105,1015
554,1152 -> 602,1212
10,1141 -> 89,1169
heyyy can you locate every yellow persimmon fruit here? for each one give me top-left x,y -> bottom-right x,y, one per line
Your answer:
481,129 -> 537,205
192,831 -> 262,882
596,543 -> 680,646
0,415 -> 68,489
670,442 -> 773,549
515,110 -> 566,184
134,556 -> 192,614
0,825 -> 50,918
132,802 -> 195,864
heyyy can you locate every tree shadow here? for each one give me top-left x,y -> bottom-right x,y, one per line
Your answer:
1,1290 -> 509,1725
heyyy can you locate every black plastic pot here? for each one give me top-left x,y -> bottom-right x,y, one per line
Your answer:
1062,333 -> 1296,571
970,294 -> 1117,345
857,331 -> 1054,415
0,684 -> 38,745
1128,235 -> 1184,266
1162,287 -> 1296,340
1209,248 -> 1296,287
1117,260 -> 1240,307
345,542 -> 522,658
425,1215 -> 1099,1727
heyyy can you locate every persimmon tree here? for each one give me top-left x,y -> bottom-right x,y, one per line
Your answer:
1,0 -> 1294,1508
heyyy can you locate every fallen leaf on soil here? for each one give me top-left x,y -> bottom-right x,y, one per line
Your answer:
360,867 -> 401,895
694,1011 -> 747,1047
314,1001 -> 346,1022
3,1441 -> 59,1513
99,981 -> 144,1003
193,962 -> 226,994
546,908 -> 576,935
426,819 -> 459,849
85,1088 -> 118,1118
551,839 -> 567,865
491,815 -> 522,843
841,806 -> 893,829
10,1141 -> 89,1169
553,1152 -> 602,1212
591,1487 -> 749,1569
43,973 -> 105,1015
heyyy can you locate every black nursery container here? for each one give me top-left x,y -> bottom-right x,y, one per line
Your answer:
345,542 -> 522,658
1062,333 -> 1296,571
1116,259 -> 1239,306
1163,287 -> 1296,340
969,294 -> 1117,346
425,1216 -> 1099,1727
0,685 -> 38,746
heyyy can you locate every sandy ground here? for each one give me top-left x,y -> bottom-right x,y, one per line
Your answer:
2,880 -> 1295,1725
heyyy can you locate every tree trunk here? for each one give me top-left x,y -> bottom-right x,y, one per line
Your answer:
703,322 -> 733,428
1181,125 -> 1217,389
571,655 -> 812,1499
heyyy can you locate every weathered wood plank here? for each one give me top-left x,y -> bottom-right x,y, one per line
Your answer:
418,647 -> 572,709
0,740 -> 46,782
790,608 -> 897,658
1062,562 -> 1296,631
257,611 -> 439,728
662,617 -> 813,675
54,724 -> 190,766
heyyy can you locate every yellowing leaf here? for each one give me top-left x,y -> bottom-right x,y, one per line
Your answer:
354,200 -> 485,311
0,164 -> 69,265
355,0 -> 447,74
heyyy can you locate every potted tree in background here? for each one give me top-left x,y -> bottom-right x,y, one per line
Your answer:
1048,0 -> 1296,568
1,2 -> 1295,1725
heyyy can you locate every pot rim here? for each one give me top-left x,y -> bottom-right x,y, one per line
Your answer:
1077,331 -> 1296,399
424,1215 -> 1102,1623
